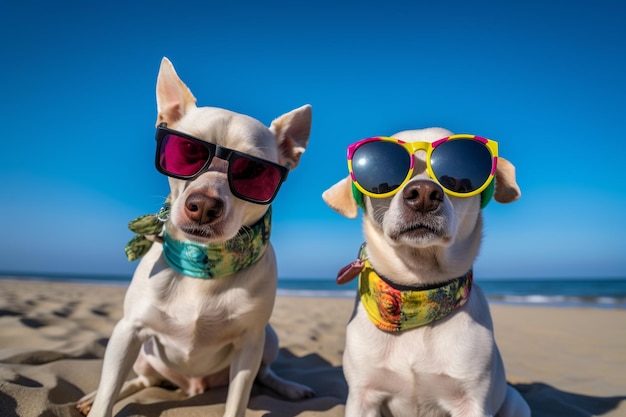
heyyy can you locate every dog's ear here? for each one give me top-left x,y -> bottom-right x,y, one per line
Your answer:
156,57 -> 197,126
494,157 -> 521,203
270,105 -> 312,170
322,176 -> 359,219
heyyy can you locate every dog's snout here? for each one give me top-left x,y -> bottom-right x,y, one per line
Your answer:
402,180 -> 444,213
184,193 -> 224,225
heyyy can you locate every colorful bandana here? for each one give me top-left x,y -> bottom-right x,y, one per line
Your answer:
359,258 -> 473,332
162,208 -> 271,279
125,201 -> 171,261
124,200 -> 272,279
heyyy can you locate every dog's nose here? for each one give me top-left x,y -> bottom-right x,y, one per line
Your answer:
402,180 -> 444,213
184,193 -> 224,224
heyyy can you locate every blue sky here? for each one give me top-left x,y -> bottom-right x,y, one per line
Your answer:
1,0 -> 624,280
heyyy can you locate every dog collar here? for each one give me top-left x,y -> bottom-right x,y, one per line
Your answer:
360,262 -> 473,332
162,208 -> 272,279
124,200 -> 272,279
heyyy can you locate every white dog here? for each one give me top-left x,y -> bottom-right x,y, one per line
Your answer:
77,57 -> 314,417
323,128 -> 530,416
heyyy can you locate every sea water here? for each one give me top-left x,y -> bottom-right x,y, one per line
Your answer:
276,277 -> 626,308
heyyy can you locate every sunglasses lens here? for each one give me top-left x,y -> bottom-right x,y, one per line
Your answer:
159,134 -> 210,177
430,139 -> 493,193
352,141 -> 411,194
230,156 -> 283,203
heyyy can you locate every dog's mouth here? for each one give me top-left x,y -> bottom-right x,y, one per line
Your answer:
179,224 -> 224,243
389,221 -> 444,242
404,223 -> 441,236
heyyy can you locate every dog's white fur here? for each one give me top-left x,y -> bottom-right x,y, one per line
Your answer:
323,127 -> 530,417
77,58 -> 314,417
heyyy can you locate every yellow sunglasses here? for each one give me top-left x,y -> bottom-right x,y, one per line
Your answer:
347,135 -> 498,200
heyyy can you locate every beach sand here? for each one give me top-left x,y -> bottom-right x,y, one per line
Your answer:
0,278 -> 624,416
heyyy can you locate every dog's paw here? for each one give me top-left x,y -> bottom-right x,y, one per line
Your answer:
257,367 -> 316,400
75,391 -> 96,416
268,378 -> 316,401
279,380 -> 316,400
75,401 -> 92,416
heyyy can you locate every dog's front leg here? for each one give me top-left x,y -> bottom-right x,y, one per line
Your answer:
345,389 -> 385,417
85,318 -> 145,417
223,328 -> 265,417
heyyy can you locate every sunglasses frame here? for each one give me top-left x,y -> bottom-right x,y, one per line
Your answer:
155,125 -> 289,205
347,134 -> 498,199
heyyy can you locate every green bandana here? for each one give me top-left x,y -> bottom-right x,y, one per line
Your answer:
125,202 -> 171,261
125,200 -> 272,279
162,209 -> 271,279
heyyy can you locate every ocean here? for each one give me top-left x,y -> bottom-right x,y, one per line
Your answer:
1,273 -> 625,309
276,277 -> 626,308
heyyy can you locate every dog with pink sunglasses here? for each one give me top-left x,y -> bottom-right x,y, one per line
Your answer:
76,57 -> 314,417
324,128 -> 530,416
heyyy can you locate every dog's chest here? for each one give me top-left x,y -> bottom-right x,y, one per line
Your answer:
162,297 -> 231,342
146,279 -> 263,351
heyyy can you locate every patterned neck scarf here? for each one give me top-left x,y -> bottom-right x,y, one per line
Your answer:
162,208 -> 271,279
124,200 -> 271,279
359,258 -> 473,332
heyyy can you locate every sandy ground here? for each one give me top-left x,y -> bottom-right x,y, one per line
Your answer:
0,278 -> 624,416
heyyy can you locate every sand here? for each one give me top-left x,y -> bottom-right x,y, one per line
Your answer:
0,278 -> 624,416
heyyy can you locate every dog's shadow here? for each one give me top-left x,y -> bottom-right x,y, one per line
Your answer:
249,348 -> 348,417
514,382 -> 626,417
108,353 -> 625,417
111,348 -> 347,417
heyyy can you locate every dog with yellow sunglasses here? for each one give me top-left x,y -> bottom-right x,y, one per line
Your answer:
323,127 -> 530,416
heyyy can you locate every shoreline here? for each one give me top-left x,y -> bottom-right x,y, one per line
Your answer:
1,274 -> 625,309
